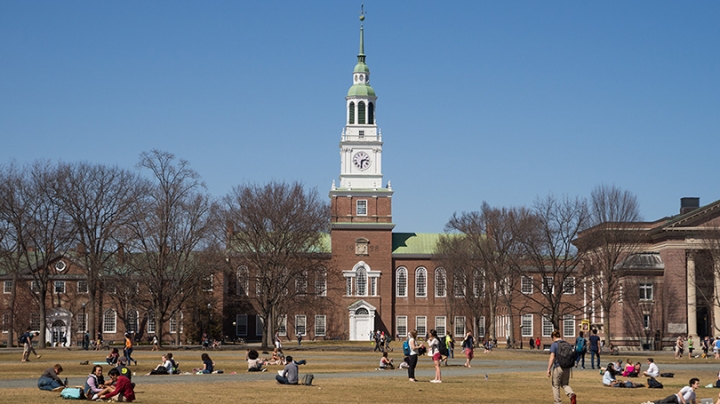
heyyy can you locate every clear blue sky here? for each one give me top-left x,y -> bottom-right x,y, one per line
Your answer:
2,1 -> 719,233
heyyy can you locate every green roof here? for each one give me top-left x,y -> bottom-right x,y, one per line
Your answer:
347,82 -> 376,97
392,233 -> 443,255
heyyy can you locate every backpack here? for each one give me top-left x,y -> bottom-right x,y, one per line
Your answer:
647,377 -> 663,389
555,340 -> 576,369
438,340 -> 448,357
402,340 -> 411,356
18,332 -> 28,345
301,374 -> 314,386
575,337 -> 586,353
60,387 -> 83,400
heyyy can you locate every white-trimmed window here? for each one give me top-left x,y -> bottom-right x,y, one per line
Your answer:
29,313 -> 40,332
295,315 -> 306,336
370,277 -> 377,296
639,283 -> 653,301
54,281 -> 65,294
542,277 -> 554,294
103,309 -> 117,333
454,316 -> 466,337
415,267 -> 427,297
521,276 -> 533,294
397,316 -> 408,337
296,272 -> 308,295
477,316 -> 486,338
435,316 -> 446,337
563,315 -> 575,338
277,315 -> 287,337
315,269 -> 327,296
563,277 -> 575,294
416,316 -> 427,337
76,313 -> 87,333
3,280 -> 12,294
315,315 -> 326,337
201,275 -> 214,292
453,273 -> 466,298
2,313 -> 9,333
396,267 -> 407,297
256,316 -> 263,337
356,266 -> 367,296
236,314 -> 248,336
147,312 -> 156,334
170,312 -> 183,334
126,310 -> 138,334
30,280 -> 40,293
473,271 -> 484,297
237,266 -> 249,296
435,268 -> 446,297
643,313 -> 651,329
521,314 -> 533,337
356,200 -> 367,216
77,280 -> 88,294
542,315 -> 553,337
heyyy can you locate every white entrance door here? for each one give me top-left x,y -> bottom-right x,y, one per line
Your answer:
354,315 -> 371,341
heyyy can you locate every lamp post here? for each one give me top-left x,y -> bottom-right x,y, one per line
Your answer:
232,322 -> 237,344
81,303 -> 86,350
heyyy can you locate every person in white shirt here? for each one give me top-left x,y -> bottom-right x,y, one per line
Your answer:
644,377 -> 699,404
643,358 -> 659,378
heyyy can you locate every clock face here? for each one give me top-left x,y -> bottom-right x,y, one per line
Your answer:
353,151 -> 371,170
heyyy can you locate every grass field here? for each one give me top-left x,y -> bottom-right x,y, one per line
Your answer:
1,343 -> 719,403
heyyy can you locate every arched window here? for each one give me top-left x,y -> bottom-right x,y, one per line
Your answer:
416,267 -> 427,297
358,101 -> 366,124
435,267 -> 446,297
348,102 -> 355,124
356,308 -> 369,315
356,266 -> 367,296
396,267 -> 407,297
103,309 -> 117,333
237,266 -> 249,296
126,309 -> 138,333
367,102 -> 374,124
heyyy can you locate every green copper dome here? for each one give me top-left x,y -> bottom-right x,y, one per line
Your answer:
353,62 -> 370,73
347,82 -> 376,97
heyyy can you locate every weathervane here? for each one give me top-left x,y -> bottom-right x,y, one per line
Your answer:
359,4 -> 365,24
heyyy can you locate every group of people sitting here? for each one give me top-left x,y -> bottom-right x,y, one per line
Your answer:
245,348 -> 306,373
38,362 -> 136,402
601,358 -> 660,388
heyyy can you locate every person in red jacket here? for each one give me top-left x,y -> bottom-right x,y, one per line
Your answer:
96,368 -> 135,402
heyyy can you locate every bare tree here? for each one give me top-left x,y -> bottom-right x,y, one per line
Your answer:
435,234 -> 487,342
53,162 -> 148,338
0,161 -> 75,347
444,203 -> 532,344
124,150 -> 216,347
576,184 -> 643,345
517,194 -> 590,330
220,181 -> 329,349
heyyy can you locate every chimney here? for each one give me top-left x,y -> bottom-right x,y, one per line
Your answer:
680,197 -> 700,215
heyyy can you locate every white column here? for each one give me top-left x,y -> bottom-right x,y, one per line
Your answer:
687,252 -> 698,339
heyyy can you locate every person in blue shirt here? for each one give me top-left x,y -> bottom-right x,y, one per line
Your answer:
547,330 -> 577,404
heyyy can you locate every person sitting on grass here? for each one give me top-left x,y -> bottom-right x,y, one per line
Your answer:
38,364 -> 65,391
603,362 -> 624,387
197,353 -> 214,374
85,365 -> 109,397
379,351 -> 394,370
266,348 -> 284,365
247,350 -> 267,372
94,368 -> 135,402
623,358 -> 638,377
643,358 -> 659,378
106,348 -> 120,365
115,357 -> 132,382
275,355 -> 299,385
148,354 -> 173,375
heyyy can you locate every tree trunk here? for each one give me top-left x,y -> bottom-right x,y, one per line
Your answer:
38,292 -> 47,349
488,298 -> 496,341
6,273 -> 17,347
603,301 -> 611,346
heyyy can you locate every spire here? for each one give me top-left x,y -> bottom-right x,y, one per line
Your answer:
358,5 -> 366,63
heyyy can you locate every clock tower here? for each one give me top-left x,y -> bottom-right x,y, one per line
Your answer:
330,11 -> 393,225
